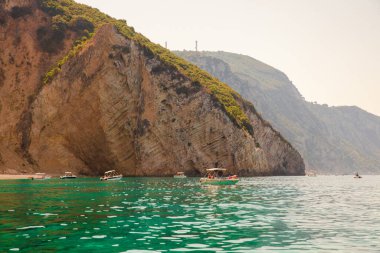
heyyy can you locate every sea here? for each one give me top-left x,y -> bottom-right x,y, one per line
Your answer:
0,176 -> 379,252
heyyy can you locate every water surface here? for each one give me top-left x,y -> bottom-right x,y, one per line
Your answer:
1,176 -> 379,252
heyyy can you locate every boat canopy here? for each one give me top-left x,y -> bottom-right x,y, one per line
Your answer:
35,173 -> 46,175
206,168 -> 227,171
104,170 -> 116,174
176,172 -> 185,175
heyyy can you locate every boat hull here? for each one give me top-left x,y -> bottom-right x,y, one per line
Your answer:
173,175 -> 187,179
100,176 -> 122,181
200,178 -> 239,185
60,176 -> 77,179
33,176 -> 51,180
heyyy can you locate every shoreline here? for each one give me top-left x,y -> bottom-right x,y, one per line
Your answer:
0,174 -> 375,180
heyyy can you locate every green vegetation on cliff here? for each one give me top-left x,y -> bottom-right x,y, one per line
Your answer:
37,0 -> 253,134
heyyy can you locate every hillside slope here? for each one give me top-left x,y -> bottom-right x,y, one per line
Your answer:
176,51 -> 380,174
0,0 -> 304,176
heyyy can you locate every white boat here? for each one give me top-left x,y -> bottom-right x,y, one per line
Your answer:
32,173 -> 51,180
173,172 -> 187,178
306,170 -> 317,177
200,168 -> 239,185
100,170 -> 122,181
60,172 -> 77,179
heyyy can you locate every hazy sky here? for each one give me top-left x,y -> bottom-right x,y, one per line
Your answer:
77,0 -> 380,116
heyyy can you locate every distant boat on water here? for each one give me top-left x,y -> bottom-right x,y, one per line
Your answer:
100,170 -> 122,181
173,172 -> 186,178
354,172 -> 362,179
200,168 -> 239,185
306,170 -> 317,177
60,172 -> 77,179
31,173 -> 51,180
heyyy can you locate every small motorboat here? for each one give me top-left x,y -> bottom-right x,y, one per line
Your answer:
354,172 -> 362,179
60,172 -> 77,179
173,172 -> 187,178
100,170 -> 122,181
200,168 -> 239,185
32,173 -> 51,180
306,170 -> 317,177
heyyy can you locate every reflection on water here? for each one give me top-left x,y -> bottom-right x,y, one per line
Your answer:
0,176 -> 379,252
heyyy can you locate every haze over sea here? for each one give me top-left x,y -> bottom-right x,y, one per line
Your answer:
1,176 -> 379,252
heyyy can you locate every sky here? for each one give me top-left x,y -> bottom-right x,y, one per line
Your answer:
77,0 -> 380,116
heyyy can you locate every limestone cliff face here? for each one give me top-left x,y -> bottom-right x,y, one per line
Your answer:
0,1 -> 304,176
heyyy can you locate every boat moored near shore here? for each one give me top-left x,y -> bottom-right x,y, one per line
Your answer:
60,172 -> 77,179
200,168 -> 239,185
31,173 -> 51,180
100,170 -> 122,181
174,172 -> 187,178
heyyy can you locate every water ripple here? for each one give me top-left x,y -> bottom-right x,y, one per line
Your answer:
1,176 -> 380,252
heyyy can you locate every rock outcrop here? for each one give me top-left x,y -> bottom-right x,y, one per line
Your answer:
0,0 -> 305,176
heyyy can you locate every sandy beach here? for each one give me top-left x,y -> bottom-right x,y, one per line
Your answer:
0,174 -> 36,180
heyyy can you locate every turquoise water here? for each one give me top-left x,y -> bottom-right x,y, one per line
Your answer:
0,176 -> 379,252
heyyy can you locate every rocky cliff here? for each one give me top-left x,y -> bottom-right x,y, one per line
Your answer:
176,51 -> 380,174
0,0 -> 304,176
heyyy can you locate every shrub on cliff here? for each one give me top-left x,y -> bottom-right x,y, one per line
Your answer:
0,67 -> 5,85
69,16 -> 94,35
0,10 -> 7,26
51,15 -> 69,32
0,16 -> 6,26
37,26 -> 65,53
38,0 -> 65,16
10,6 -> 32,19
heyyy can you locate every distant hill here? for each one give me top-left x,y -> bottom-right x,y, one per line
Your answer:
176,51 -> 380,174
